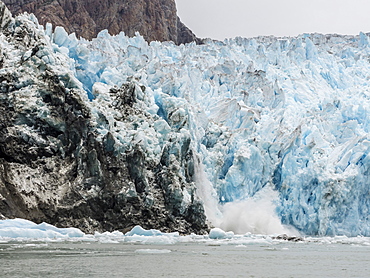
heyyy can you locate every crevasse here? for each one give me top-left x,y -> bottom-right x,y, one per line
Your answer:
50,24 -> 370,236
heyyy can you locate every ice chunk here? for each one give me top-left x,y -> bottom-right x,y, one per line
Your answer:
53,26 -> 70,47
45,22 -> 53,39
0,2 -> 13,30
209,228 -> 234,239
135,249 -> 172,254
209,228 -> 227,239
125,225 -> 179,237
359,32 -> 369,48
0,219 -> 85,239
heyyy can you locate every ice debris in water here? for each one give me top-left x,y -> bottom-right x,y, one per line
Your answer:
1,219 -> 370,246
0,218 -> 84,239
209,228 -> 234,239
125,225 -> 179,237
135,249 -> 172,254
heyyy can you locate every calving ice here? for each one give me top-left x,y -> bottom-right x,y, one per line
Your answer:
0,1 -> 369,237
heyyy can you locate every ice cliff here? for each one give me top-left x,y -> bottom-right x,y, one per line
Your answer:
0,2 -> 207,234
0,1 -> 370,236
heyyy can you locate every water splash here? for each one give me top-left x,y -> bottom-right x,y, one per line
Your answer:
219,187 -> 299,235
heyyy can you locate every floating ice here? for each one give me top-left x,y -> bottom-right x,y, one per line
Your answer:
1,219 -> 370,246
135,249 -> 172,254
0,218 -> 84,239
209,228 -> 234,239
125,225 -> 179,237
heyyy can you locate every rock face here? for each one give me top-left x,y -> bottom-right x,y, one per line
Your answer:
2,0 -> 199,44
0,2 -> 207,234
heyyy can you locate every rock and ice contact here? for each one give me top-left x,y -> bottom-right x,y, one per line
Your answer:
1,1 -> 370,236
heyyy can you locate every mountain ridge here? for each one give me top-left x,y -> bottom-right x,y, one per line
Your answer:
2,0 -> 199,44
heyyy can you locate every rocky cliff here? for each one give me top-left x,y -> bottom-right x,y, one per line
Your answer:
2,0 -> 198,44
0,2 -> 207,234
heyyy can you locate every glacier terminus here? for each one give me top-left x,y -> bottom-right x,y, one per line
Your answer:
61,29 -> 370,236
0,1 -> 369,237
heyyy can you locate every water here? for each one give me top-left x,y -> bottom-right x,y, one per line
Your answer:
0,240 -> 369,277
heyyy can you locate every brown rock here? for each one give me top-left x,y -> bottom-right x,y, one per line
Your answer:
2,0 -> 199,44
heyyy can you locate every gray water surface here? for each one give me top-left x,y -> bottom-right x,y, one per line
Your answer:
0,241 -> 369,277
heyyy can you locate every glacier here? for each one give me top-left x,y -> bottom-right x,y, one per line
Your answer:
1,1 -> 370,237
48,28 -> 370,237
0,2 -> 207,235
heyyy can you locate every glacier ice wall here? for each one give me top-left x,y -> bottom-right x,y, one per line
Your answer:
49,27 -> 370,236
0,3 -> 208,234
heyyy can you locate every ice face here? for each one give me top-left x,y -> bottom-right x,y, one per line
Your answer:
47,28 -> 370,236
0,9 -> 358,237
1,6 -> 209,235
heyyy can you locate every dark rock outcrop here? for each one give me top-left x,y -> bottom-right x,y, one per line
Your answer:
0,2 -> 207,234
2,0 -> 199,44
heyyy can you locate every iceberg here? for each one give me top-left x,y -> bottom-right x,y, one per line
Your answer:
0,218 -> 84,239
125,225 -> 179,237
209,228 -> 234,239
